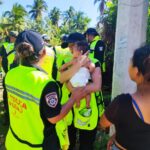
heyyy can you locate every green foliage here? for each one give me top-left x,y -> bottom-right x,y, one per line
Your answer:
96,0 -> 117,89
2,3 -> 27,32
28,0 -> 48,22
94,131 -> 109,150
62,7 -> 91,34
147,5 -> 150,43
49,7 -> 61,26
0,2 -> 90,46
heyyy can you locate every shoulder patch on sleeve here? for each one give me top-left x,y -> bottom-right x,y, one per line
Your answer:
99,46 -> 103,51
45,92 -> 58,108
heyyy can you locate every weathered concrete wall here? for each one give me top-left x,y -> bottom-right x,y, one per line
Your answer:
112,0 -> 149,99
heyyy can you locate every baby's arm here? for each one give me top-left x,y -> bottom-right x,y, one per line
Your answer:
59,59 -> 75,72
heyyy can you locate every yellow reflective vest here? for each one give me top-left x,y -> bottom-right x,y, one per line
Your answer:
73,58 -> 99,130
5,65 -> 69,150
40,46 -> 55,78
89,36 -> 106,73
60,57 -> 74,126
54,46 -> 72,81
3,42 -> 15,71
5,65 -> 51,150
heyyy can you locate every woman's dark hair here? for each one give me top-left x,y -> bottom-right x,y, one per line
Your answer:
76,41 -> 89,54
132,44 -> 150,82
16,42 -> 40,65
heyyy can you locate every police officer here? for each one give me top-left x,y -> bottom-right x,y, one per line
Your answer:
60,32 -> 102,150
84,28 -> 106,72
0,31 -> 18,74
84,28 -> 105,117
0,31 -> 18,125
4,30 -> 87,150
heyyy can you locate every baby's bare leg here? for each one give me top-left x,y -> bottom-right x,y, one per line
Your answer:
86,94 -> 91,108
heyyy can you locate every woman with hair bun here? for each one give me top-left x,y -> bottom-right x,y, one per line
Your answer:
4,30 -> 87,150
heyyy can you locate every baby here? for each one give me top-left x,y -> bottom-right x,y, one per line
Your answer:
60,41 -> 95,108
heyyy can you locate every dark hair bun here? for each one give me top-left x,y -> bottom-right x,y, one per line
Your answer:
16,42 -> 39,64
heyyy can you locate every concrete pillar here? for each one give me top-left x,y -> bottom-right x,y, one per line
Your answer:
112,0 -> 149,99
110,0 -> 149,136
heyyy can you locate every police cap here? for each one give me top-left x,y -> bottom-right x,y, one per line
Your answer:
84,28 -> 99,36
61,32 -> 86,48
15,30 -> 45,54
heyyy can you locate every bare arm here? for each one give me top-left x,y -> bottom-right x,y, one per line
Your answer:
59,62 -> 81,83
85,66 -> 102,93
59,59 -> 75,72
65,81 -> 74,92
48,97 -> 75,124
48,87 -> 88,124
60,55 -> 89,83
88,62 -> 95,73
99,114 -> 112,129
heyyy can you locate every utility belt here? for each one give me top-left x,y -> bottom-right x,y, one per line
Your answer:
10,126 -> 43,148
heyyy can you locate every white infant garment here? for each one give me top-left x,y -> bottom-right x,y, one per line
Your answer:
70,67 -> 91,87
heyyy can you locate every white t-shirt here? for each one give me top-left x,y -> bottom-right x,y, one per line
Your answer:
70,67 -> 91,87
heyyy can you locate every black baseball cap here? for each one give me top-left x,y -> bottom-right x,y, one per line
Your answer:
61,32 -> 86,48
84,28 -> 99,36
15,30 -> 45,54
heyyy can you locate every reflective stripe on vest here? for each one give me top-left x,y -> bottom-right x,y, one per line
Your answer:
5,65 -> 52,149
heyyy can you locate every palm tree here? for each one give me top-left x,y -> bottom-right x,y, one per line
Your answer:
3,3 -> 27,31
62,6 -> 75,26
94,0 -> 105,14
0,0 -> 2,5
48,7 -> 61,26
72,11 -> 91,31
28,0 -> 48,22
94,0 -> 113,14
